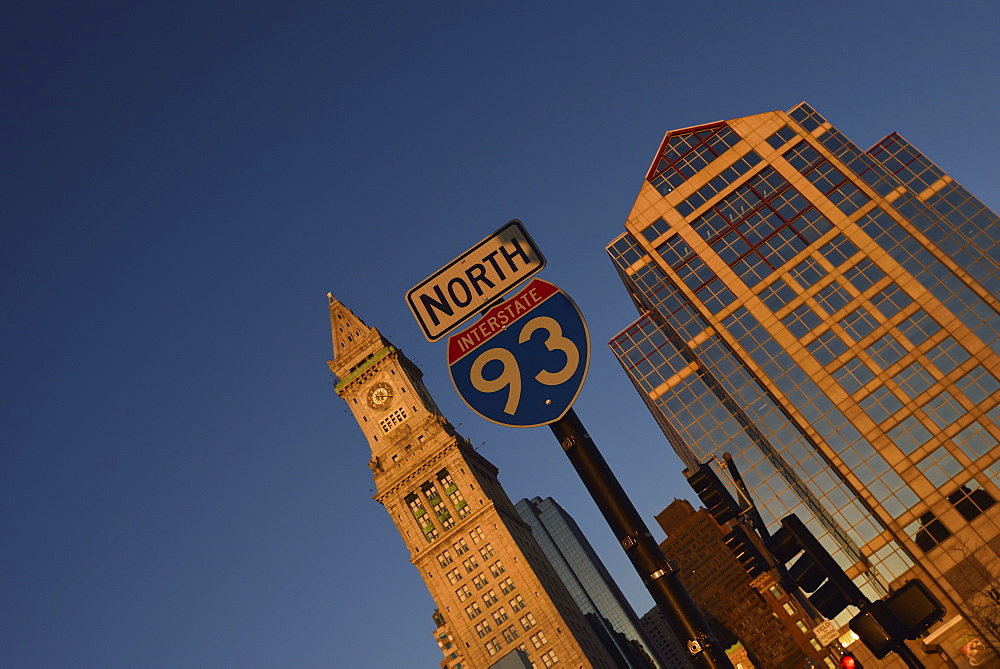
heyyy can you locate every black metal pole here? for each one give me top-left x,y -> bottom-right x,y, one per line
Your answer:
550,409 -> 733,669
895,642 -> 926,669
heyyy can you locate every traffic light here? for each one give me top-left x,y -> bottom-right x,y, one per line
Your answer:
848,578 -> 945,659
687,462 -> 739,525
839,652 -> 863,668
849,600 -> 902,659
724,525 -> 769,578
765,514 -> 864,619
886,579 -> 945,640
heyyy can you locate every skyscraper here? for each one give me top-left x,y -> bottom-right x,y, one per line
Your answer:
606,103 -> 1000,664
515,496 -> 672,668
327,296 -> 617,668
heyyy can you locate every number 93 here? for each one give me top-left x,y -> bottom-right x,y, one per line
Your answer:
469,316 -> 579,415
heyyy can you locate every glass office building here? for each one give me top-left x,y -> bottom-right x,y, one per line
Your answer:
607,103 -> 1000,662
515,497 -> 674,668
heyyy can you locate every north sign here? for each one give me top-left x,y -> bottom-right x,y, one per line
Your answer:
447,278 -> 589,428
406,220 -> 546,342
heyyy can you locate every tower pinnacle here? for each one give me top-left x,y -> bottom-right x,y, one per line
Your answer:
326,293 -> 390,382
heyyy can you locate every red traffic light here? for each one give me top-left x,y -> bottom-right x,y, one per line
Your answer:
840,652 -> 862,668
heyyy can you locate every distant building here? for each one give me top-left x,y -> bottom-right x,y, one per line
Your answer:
637,606 -> 695,669
607,102 -> 1000,663
654,499 -> 835,668
328,297 -> 616,668
515,496 -> 674,668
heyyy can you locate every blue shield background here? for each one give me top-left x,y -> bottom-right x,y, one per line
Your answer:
449,287 -> 590,428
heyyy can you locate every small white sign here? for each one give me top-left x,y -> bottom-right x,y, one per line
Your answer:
813,620 -> 839,647
406,220 -> 546,342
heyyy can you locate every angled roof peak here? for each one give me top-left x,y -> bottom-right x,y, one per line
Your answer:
327,293 -> 388,366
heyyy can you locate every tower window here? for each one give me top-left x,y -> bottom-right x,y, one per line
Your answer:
379,407 -> 408,433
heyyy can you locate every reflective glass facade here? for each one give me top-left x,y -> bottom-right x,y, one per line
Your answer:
607,104 -> 1000,655
515,497 -> 672,668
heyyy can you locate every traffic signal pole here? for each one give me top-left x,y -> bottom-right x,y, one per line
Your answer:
550,409 -> 733,669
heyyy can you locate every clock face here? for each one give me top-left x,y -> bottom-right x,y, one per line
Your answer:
367,382 -> 393,409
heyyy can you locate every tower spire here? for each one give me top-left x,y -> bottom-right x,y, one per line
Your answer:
326,293 -> 391,382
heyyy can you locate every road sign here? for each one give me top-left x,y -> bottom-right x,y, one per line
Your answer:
813,620 -> 839,647
447,278 -> 589,427
406,220 -> 546,342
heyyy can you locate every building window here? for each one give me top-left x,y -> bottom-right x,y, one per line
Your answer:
955,366 -> 1000,404
833,356 -> 875,394
954,422 -> 999,461
948,481 -> 996,521
839,307 -> 879,343
470,526 -> 485,544
446,568 -> 462,585
888,416 -> 933,455
679,150 -> 762,218
922,391 -> 963,430
870,283 -> 912,319
499,577 -> 515,594
503,626 -> 519,643
894,363 -> 936,400
815,282 -> 854,318
859,385 -> 903,424
647,123 -> 741,196
782,304 -> 822,338
456,585 -> 472,602
520,613 -> 537,630
406,493 -> 437,542
465,602 -> 482,620
437,550 -> 453,568
489,560 -> 506,577
530,631 -> 548,649
641,217 -> 672,242
453,538 -> 469,555
473,574 -> 488,590
509,595 -> 526,612
438,469 -> 471,518
423,482 -> 453,530
485,638 -> 501,656
463,556 -> 479,573
925,337 -> 971,375
782,602 -> 796,616
808,329 -> 849,366
766,125 -> 796,149
379,406 -> 408,433
479,544 -> 496,560
483,590 -> 499,607
475,621 -> 491,638
867,334 -> 906,370
540,649 -> 559,666
818,234 -> 858,269
898,309 -> 940,346
907,512 -> 952,552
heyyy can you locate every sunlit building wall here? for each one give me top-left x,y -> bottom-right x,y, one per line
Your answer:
606,103 -> 1000,660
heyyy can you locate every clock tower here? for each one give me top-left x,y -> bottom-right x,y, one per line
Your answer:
327,294 -> 617,668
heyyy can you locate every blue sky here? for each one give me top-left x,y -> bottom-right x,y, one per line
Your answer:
3,2 -> 999,666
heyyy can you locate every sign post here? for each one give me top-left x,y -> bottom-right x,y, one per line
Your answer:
408,222 -> 732,669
